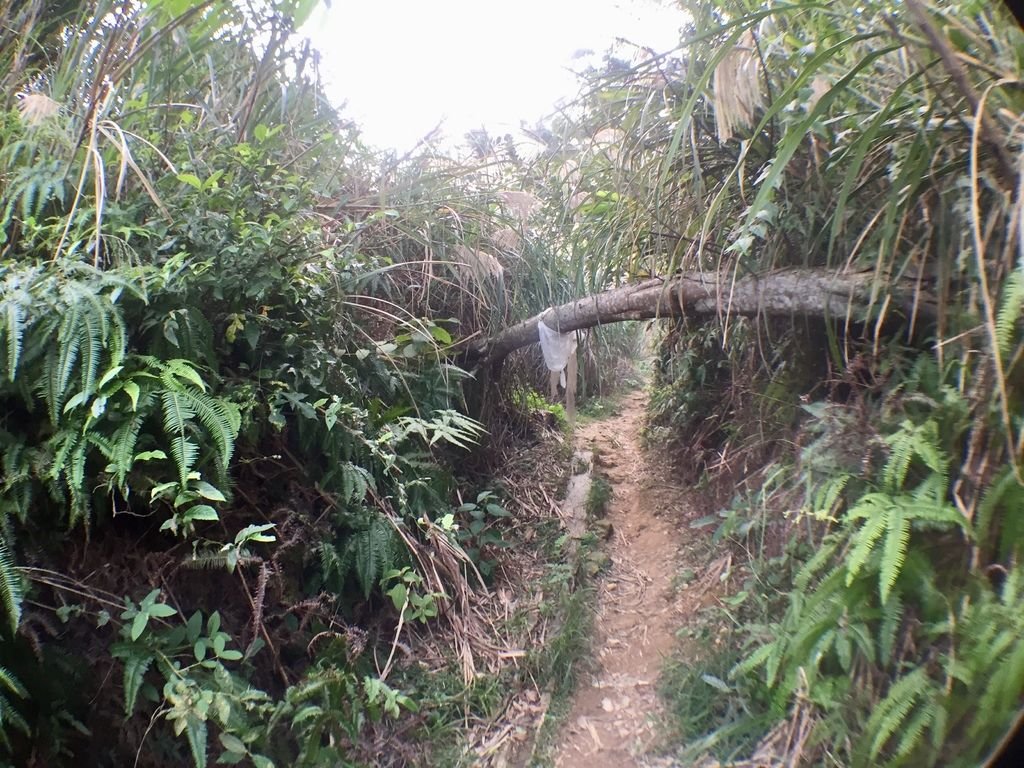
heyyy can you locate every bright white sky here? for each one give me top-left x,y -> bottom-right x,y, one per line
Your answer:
302,0 -> 685,151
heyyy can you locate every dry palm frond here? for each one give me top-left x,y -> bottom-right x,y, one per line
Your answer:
455,244 -> 504,284
712,30 -> 764,143
499,190 -> 540,223
592,128 -> 625,145
16,92 -> 61,126
490,226 -> 521,253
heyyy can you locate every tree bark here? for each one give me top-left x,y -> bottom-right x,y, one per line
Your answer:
471,268 -> 934,365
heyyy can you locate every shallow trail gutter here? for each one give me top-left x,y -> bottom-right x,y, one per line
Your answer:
469,268 -> 935,366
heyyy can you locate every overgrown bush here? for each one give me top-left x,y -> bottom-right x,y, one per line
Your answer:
0,1 -> 505,764
535,0 -> 1024,763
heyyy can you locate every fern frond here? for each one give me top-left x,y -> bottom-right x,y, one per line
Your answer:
995,259 -> 1024,357
880,504 -> 910,605
845,494 -> 890,584
66,441 -> 89,526
1,299 -> 24,381
0,664 -> 28,739
901,498 -> 970,532
866,666 -> 932,760
346,514 -> 396,598
47,429 -> 81,483
879,593 -> 903,666
731,640 -> 775,678
882,420 -> 946,493
109,414 -> 144,486
169,436 -> 199,486
0,538 -> 23,633
318,542 -> 348,585
882,422 -> 916,491
55,302 -> 83,406
0,666 -> 25,699
159,365 -> 238,475
794,535 -> 839,590
339,462 -> 373,504
184,390 -> 238,468
78,296 -> 102,396
846,620 -> 875,665
892,702 -> 936,764
975,468 -> 1024,554
181,553 -> 231,570
812,472 -> 851,520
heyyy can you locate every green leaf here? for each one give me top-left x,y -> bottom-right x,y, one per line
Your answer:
177,173 -> 202,189
63,391 -> 89,413
147,602 -> 178,618
388,583 -> 408,611
234,523 -> 276,545
131,611 -> 150,641
184,505 -> 219,522
193,481 -> 226,502
123,381 -> 140,410
219,732 -> 246,754
430,325 -> 452,344
98,364 -> 124,388
135,450 -> 168,462
186,611 -> 202,643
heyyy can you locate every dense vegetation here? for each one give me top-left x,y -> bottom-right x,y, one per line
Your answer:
0,0 -> 1021,766
0,0 -> 549,764
556,1 -> 1023,765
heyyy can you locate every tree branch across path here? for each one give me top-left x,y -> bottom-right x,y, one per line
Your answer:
472,268 -> 934,365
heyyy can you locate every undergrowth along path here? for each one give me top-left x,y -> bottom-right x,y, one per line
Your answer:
553,389 -> 704,768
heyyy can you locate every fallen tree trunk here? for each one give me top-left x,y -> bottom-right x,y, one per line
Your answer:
472,268 -> 934,365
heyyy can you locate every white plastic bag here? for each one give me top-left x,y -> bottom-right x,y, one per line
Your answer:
538,319 -> 577,389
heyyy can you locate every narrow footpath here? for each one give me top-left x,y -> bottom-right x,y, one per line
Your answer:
553,389 -> 705,768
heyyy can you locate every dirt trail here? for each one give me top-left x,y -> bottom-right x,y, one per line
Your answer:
553,389 -> 702,768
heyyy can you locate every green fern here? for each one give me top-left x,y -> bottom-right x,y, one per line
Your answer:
882,420 -> 946,493
975,468 -> 1024,559
864,666 -> 937,764
0,664 -> 28,747
995,259 -> 1024,357
318,541 -> 348,585
846,492 -> 969,604
0,535 -> 22,633
158,360 -> 239,476
961,567 -> 1024,755
344,514 -> 397,599
0,156 -> 67,230
339,462 -> 374,505
1,297 -> 24,381
878,593 -> 903,666
106,413 -> 145,487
